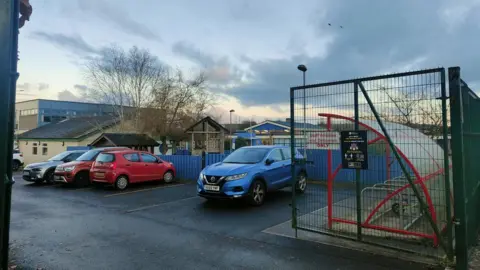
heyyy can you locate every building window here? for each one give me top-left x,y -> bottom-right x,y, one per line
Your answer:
43,116 -> 51,123
32,143 -> 38,155
42,143 -> 48,155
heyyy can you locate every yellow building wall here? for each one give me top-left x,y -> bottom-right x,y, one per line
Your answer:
18,126 -> 136,165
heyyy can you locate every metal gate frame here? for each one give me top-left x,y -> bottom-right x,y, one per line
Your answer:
449,66 -> 480,270
289,68 -> 454,262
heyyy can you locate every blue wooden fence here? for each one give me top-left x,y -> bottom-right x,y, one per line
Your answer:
158,155 -> 202,180
158,150 -> 403,184
206,153 -> 229,166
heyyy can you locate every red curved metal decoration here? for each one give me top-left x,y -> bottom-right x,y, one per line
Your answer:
318,113 -> 438,242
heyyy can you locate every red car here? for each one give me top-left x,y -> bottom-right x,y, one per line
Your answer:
90,150 -> 176,190
54,147 -> 129,187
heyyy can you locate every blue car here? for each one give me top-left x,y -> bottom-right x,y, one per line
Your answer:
197,146 -> 307,206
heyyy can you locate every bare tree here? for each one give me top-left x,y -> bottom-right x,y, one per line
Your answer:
368,85 -> 445,138
143,69 -> 214,154
83,45 -> 166,130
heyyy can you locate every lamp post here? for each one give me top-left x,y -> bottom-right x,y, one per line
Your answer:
229,109 -> 235,150
297,64 -> 307,160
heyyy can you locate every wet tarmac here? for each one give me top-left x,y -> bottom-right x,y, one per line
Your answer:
9,174 -> 434,270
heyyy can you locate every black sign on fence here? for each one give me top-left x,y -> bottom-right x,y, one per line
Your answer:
340,131 -> 368,170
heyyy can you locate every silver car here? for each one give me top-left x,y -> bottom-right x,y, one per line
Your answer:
22,150 -> 86,184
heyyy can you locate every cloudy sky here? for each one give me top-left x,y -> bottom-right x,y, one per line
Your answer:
17,0 -> 480,123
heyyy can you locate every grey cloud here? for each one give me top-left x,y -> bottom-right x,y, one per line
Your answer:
17,82 -> 31,92
172,41 -> 242,84
224,0 -> 480,107
75,0 -> 161,41
74,84 -> 88,91
38,83 -> 49,91
58,90 -> 81,102
32,31 -> 100,56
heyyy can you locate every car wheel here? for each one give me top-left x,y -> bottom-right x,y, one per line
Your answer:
248,180 -> 266,206
12,160 -> 20,171
44,170 -> 55,184
74,172 -> 90,188
163,171 -> 174,183
115,176 -> 129,190
295,172 -> 307,194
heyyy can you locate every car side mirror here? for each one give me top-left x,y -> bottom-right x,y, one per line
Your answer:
157,159 -> 163,163
265,159 -> 273,165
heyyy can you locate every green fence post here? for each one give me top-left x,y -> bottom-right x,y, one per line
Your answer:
440,69 -> 454,261
449,66 -> 468,270
290,87 -> 297,237
354,81 -> 362,241
0,0 -> 17,268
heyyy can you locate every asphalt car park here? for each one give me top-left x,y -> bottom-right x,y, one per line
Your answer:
9,172 -> 433,270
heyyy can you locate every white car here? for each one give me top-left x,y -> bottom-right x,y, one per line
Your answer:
13,149 -> 24,171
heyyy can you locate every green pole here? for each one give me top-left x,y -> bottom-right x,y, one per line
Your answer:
0,0 -> 18,268
358,82 -> 447,254
449,66 -> 468,270
290,87 -> 297,237
354,82 -> 362,240
440,69 -> 454,261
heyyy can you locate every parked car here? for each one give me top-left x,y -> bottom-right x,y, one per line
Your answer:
90,150 -> 176,190
54,147 -> 129,187
12,149 -> 24,171
22,150 -> 87,184
197,146 -> 307,206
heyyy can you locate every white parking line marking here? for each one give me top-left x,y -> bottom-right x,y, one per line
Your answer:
125,196 -> 199,213
104,184 -> 186,198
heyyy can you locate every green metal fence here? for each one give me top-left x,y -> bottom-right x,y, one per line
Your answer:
449,67 -> 480,270
290,68 -> 453,262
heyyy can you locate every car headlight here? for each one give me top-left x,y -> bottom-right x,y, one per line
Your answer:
31,168 -> 41,172
56,167 -> 64,171
225,173 -> 247,181
64,166 -> 75,172
199,172 -> 205,180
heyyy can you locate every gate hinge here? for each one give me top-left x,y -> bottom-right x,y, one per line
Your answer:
452,219 -> 460,226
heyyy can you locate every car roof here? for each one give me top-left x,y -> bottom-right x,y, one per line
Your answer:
67,150 -> 88,153
89,147 -> 129,152
240,145 -> 289,149
106,150 -> 152,154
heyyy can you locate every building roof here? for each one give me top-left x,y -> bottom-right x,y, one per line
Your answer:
18,116 -> 118,140
244,120 -> 325,131
15,98 -> 135,109
90,133 -> 160,147
185,116 -> 229,133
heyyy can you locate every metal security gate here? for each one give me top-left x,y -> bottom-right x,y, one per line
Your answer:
290,68 -> 454,261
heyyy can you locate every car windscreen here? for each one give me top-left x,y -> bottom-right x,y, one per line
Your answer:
222,148 -> 270,164
76,150 -> 100,161
96,153 -> 115,163
48,151 -> 71,161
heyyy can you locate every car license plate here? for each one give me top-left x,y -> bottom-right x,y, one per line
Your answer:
204,185 -> 220,192
23,171 -> 29,176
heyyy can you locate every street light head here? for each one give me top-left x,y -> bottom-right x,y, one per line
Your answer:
297,64 -> 307,72
229,109 -> 235,113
